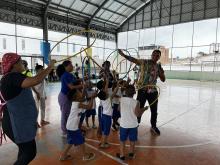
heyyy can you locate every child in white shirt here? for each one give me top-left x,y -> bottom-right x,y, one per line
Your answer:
111,83 -> 122,131
85,82 -> 97,129
97,78 -> 120,148
60,88 -> 96,161
34,65 -> 49,127
116,85 -> 148,160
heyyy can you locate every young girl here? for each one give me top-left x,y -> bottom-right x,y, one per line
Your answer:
34,65 -> 49,127
60,88 -> 96,161
96,80 -> 105,138
97,78 -> 120,148
116,85 -> 148,160
111,82 -> 121,131
85,82 -> 97,129
56,60 -> 84,137
97,61 -> 114,137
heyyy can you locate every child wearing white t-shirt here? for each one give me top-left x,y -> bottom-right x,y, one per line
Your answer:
60,89 -> 96,161
96,79 -> 112,138
85,83 -> 97,129
34,65 -> 49,127
116,85 -> 148,160
97,78 -> 120,148
111,84 -> 122,131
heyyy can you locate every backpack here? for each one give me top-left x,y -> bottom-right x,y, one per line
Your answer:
0,91 -> 7,145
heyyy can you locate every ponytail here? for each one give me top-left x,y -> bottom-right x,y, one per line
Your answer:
56,60 -> 72,78
56,64 -> 65,78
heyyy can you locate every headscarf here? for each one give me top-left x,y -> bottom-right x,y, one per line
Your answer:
2,53 -> 21,75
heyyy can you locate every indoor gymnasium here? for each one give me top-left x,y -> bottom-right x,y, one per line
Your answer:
0,0 -> 220,165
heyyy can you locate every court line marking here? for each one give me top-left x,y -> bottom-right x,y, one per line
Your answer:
86,138 -> 214,149
158,98 -> 211,128
85,143 -> 128,165
84,99 -> 214,150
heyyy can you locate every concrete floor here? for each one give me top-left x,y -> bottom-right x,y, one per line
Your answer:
1,79 -> 220,165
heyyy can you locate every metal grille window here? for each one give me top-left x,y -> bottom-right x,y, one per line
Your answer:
57,44 -> 60,52
22,39 -> 25,50
3,38 -> 6,49
73,43 -> 75,52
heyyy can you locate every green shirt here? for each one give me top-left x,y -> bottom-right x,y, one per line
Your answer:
138,60 -> 159,92
22,70 -> 33,77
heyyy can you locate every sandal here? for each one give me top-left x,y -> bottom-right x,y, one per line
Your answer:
99,143 -> 110,149
41,120 -> 50,126
59,154 -> 73,161
116,153 -> 125,160
128,152 -> 135,159
37,122 -> 41,128
83,153 -> 95,161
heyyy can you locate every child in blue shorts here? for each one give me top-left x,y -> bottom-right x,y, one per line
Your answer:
111,82 -> 121,131
116,85 -> 148,160
97,77 -> 120,148
60,89 -> 96,161
96,80 -> 104,138
85,82 -> 97,129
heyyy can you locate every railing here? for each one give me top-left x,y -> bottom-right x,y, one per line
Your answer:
200,60 -> 220,82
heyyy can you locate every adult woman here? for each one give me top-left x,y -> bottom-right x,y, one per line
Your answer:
56,60 -> 84,137
0,53 -> 55,165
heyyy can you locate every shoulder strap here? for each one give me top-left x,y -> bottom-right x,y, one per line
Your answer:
0,92 -> 6,103
0,74 -> 7,103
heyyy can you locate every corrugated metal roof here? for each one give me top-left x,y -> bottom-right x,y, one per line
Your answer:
47,0 -> 146,27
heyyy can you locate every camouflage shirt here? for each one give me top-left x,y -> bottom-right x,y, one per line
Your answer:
138,60 -> 160,93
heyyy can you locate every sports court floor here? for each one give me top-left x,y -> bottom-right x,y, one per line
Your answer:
1,79 -> 220,165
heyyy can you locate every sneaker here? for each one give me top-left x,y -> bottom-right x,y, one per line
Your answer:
128,152 -> 135,159
111,125 -> 117,131
104,142 -> 110,148
116,153 -> 125,160
83,153 -> 95,161
99,143 -> 105,148
100,143 -> 110,148
151,127 -> 160,135
61,133 -> 67,138
115,122 -> 120,127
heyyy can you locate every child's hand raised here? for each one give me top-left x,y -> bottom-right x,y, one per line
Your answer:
91,92 -> 97,98
127,77 -> 131,83
95,89 -> 99,93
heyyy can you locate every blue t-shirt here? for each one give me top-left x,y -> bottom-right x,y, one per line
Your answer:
61,72 -> 77,95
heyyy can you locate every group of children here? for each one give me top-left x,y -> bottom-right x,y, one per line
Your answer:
59,60 -> 149,162
23,60 -> 150,162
